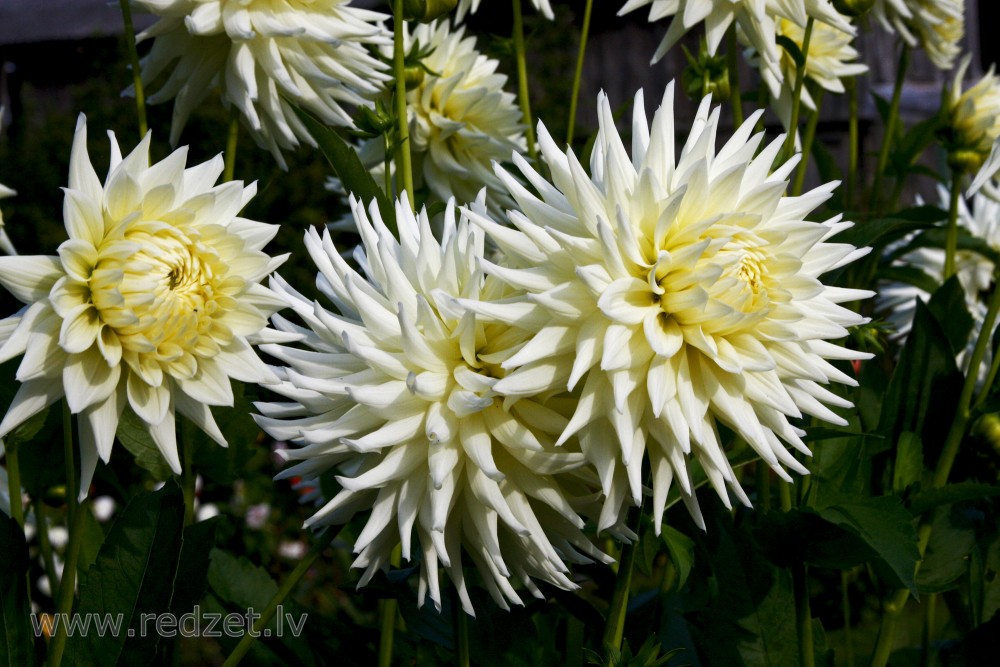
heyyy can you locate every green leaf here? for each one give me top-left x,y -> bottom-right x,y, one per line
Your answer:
877,300 -> 963,447
292,105 -> 395,232
907,482 -> 1000,516
833,205 -> 945,250
116,408 -> 173,482
916,505 -> 978,593
891,226 -> 1000,267
818,496 -> 921,593
660,525 -> 694,591
927,276 -> 975,356
0,515 -> 35,667
169,518 -> 220,616
876,265 -> 939,297
892,432 -> 924,494
775,35 -> 805,68
65,483 -> 186,667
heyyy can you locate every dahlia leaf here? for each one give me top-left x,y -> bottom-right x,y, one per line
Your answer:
0,515 -> 35,667
65,483 -> 186,667
915,505 -> 978,594
116,407 -> 173,482
292,106 -> 395,232
927,276 -> 975,357
837,206 -> 945,251
906,482 -> 1000,516
892,431 -> 924,494
660,525 -> 695,591
818,496 -> 921,594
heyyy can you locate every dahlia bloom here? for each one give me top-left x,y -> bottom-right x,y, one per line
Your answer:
946,57 -> 1000,174
0,117 -> 289,496
456,0 -> 554,21
0,183 -> 15,255
132,0 -> 391,168
358,21 -> 524,211
460,86 -> 872,529
254,196 -> 612,613
878,185 -> 999,368
758,11 -> 867,128
872,0 -> 963,70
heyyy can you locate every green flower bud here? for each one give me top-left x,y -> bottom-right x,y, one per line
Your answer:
681,43 -> 730,102
404,66 -> 426,91
832,0 -> 875,18
948,147 -> 988,175
402,0 -> 458,23
973,413 -> 1000,455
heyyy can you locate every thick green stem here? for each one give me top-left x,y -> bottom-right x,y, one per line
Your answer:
221,537 -> 328,667
392,0 -> 415,209
781,18 -> 815,164
455,598 -> 471,667
727,26 -> 744,128
943,170 -> 964,280
5,438 -> 24,528
756,462 -> 772,512
181,420 -> 196,526
566,0 -> 593,146
921,593 -> 936,667
512,0 -> 538,163
62,401 -> 77,519
846,78 -> 859,211
378,545 -> 402,667
872,43 -> 909,215
842,570 -> 855,667
48,501 -> 88,667
870,279 -> 1000,667
33,498 -> 59,600
602,509 -> 640,659
792,87 -> 824,197
223,109 -> 240,183
119,0 -> 148,138
795,565 -> 816,667
779,479 -> 793,512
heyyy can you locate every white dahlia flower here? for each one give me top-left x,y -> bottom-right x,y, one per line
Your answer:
877,185 -> 999,369
946,56 -> 1000,174
132,0 -> 391,169
766,0 -> 855,34
254,196 -> 613,614
0,183 -> 15,255
456,0 -> 554,21
757,12 -> 867,128
0,117 -> 289,497
459,85 -> 872,529
358,21 -> 524,211
872,0 -> 963,70
620,0 -> 782,71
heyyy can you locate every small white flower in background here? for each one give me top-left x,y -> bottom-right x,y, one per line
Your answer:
620,0 -> 783,72
255,195 -> 613,614
877,185 -> 1000,374
0,116 -> 291,498
245,502 -> 271,529
459,85 -> 872,531
356,21 -> 524,212
0,183 -> 15,255
132,0 -> 391,169
756,10 -> 866,130
92,495 -> 117,522
946,56 -> 1000,175
872,0 -> 963,70
456,0 -> 554,21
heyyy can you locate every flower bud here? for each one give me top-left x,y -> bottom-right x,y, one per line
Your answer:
832,0 -> 875,18
404,65 -> 426,91
974,413 -> 1000,455
948,147 -> 988,175
681,46 -> 730,102
402,0 -> 458,23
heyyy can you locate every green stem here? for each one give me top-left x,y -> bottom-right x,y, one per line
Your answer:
921,593 -> 936,667
872,43 -> 909,215
566,616 -> 585,667
602,509 -> 640,659
5,438 -> 24,528
727,26 -> 744,128
181,420 -> 195,526
842,570 -> 854,667
223,109 -> 239,183
378,545 -> 402,667
566,0 -> 593,146
943,170 -> 963,280
792,87 -> 825,197
48,501 -> 89,667
870,279 -> 1000,667
33,497 -> 59,601
795,565 -> 815,667
221,537 -> 329,667
756,462 -> 772,512
455,597 -> 471,667
119,0 -> 148,138
781,17 -> 814,164
383,133 -> 394,198
779,479 -> 793,512
846,77 -> 859,212
512,0 -> 538,163
62,400 -> 77,520
392,0 -> 415,209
